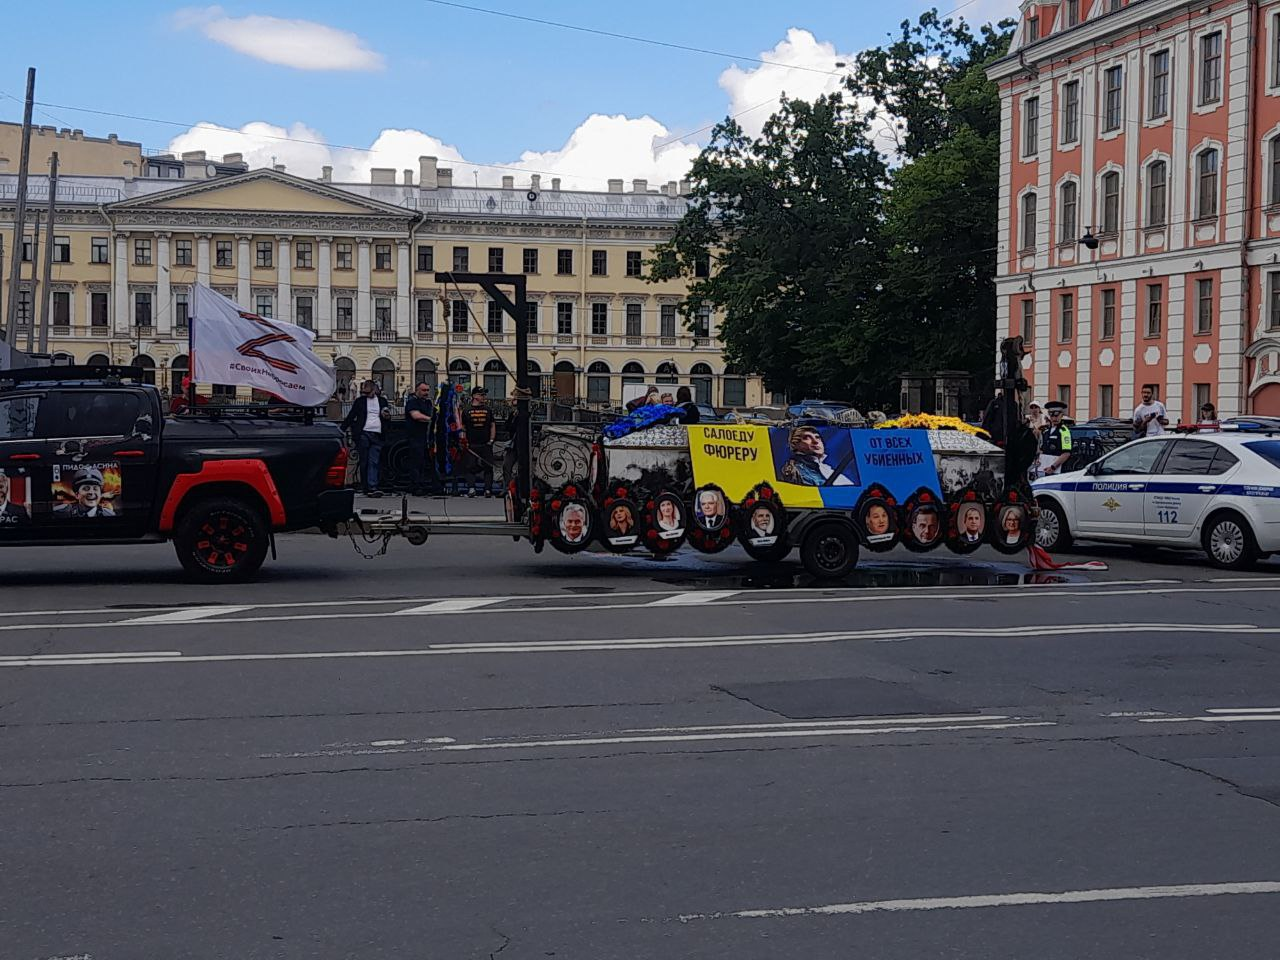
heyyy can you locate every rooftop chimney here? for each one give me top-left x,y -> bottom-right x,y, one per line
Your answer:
419,155 -> 438,190
530,174 -> 541,191
679,178 -> 691,195
403,168 -> 414,185
665,180 -> 678,197
108,134 -> 118,144
320,165 -> 333,182
370,167 -> 395,185
182,150 -> 207,162
551,177 -> 561,192
502,175 -> 514,189
222,152 -> 243,164
438,167 -> 453,187
122,159 -> 136,182
632,179 -> 647,193
0,158 -> 9,173
273,163 -> 287,173
608,179 -> 624,194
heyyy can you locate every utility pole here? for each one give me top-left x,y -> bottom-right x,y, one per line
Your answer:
37,151 -> 58,355
4,68 -> 35,338
24,210 -> 38,353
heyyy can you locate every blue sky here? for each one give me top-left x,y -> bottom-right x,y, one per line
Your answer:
2,1 -> 1017,188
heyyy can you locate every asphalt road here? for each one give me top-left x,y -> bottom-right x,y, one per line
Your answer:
3,520 -> 1280,959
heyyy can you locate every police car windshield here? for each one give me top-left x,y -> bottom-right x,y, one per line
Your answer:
1243,440 -> 1280,470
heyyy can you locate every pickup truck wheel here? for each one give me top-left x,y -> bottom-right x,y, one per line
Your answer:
1201,511 -> 1260,571
174,496 -> 270,583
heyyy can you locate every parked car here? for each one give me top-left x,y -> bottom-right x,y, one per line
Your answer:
787,399 -> 853,420
1033,429 -> 1280,569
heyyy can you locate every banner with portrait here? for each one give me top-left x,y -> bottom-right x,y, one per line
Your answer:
50,461 -> 122,519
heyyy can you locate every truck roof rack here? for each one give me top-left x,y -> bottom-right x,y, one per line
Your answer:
0,364 -> 150,387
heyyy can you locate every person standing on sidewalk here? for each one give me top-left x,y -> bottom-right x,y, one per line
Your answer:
1133,385 -> 1169,437
404,381 -> 436,495
342,379 -> 390,498
463,385 -> 496,497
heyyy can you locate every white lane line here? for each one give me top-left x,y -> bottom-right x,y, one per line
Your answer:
649,590 -> 740,606
620,716 -> 1009,733
1206,707 -> 1280,714
1139,715 -> 1280,724
120,606 -> 252,625
672,880 -> 1280,922
0,622 -> 1266,668
0,651 -> 181,663
400,598 -> 506,615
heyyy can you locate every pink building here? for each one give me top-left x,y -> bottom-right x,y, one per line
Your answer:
989,0 -> 1280,422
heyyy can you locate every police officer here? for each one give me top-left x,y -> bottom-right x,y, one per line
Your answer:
1038,400 -> 1073,476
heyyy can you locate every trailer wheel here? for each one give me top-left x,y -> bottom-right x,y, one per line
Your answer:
174,495 -> 269,583
800,520 -> 860,579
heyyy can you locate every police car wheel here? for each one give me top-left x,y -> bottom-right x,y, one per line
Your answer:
1201,512 -> 1259,571
801,521 -> 859,579
1034,497 -> 1072,551
174,496 -> 270,583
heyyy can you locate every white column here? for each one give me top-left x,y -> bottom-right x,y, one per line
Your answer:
237,235 -> 251,305
196,234 -> 211,287
155,232 -> 171,336
1166,278 -> 1186,422
113,232 -> 129,335
1121,48 -> 1141,259
81,285 -> 93,334
1170,33 -> 1191,252
317,237 -> 332,336
1120,279 -> 1138,411
1219,266 -> 1246,417
356,238 -> 371,337
277,236 -> 292,323
395,240 -> 411,337
1075,284 -> 1092,421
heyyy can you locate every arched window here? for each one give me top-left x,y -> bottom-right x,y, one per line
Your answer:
50,351 -> 74,366
690,362 -> 713,406
527,359 -> 544,399
586,360 -> 611,403
621,360 -> 645,391
1059,181 -> 1078,243
86,353 -> 110,367
1021,192 -> 1038,250
448,357 -> 471,388
170,354 -> 189,398
1146,160 -> 1167,227
1197,148 -> 1219,219
132,354 -> 156,386
1100,171 -> 1120,234
334,357 -> 357,400
371,357 -> 396,398
414,358 -> 438,392
483,358 -> 507,399
656,361 -> 678,384
553,359 -> 577,401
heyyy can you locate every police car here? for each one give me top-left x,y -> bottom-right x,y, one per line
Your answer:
1032,426 -> 1280,569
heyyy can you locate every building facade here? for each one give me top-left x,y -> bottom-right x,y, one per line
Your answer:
0,153 -> 764,409
990,0 -> 1280,422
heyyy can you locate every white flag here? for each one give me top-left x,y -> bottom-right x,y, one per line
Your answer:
191,284 -> 335,406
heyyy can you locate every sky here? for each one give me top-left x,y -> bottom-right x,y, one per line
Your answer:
2,0 -> 1019,191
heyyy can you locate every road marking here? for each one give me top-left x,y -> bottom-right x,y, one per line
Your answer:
649,590 -> 740,606
0,651 -> 180,664
671,880 -> 1280,922
620,716 -> 1008,733
120,606 -> 252,624
399,598 -> 506,615
1139,715 -> 1280,724
1102,711 -> 1169,718
1206,707 -> 1280,714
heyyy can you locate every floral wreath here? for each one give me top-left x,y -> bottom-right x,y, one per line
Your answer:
853,483 -> 900,552
545,482 -> 596,555
944,486 -> 988,555
990,486 -> 1035,555
900,487 -> 946,553
598,479 -> 641,554
736,482 -> 788,549
527,482 -> 548,554
640,488 -> 688,555
687,483 -> 737,554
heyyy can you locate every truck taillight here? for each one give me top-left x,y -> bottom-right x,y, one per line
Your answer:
326,447 -> 349,487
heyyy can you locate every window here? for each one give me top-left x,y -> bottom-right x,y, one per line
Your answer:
522,248 -> 538,274
453,246 -> 469,272
1021,299 -> 1035,344
692,306 -> 711,339
626,303 -> 642,337
1103,65 -> 1123,132
556,302 -> 573,334
1059,292 -> 1075,342
723,376 -> 747,407
1161,439 -> 1220,475
52,291 -> 69,325
1100,289 -> 1116,339
1196,278 -> 1214,334
15,290 -> 32,326
216,240 -> 233,267
1108,0 -> 1122,10
1061,81 -> 1080,144
20,236 -> 33,261
91,237 -> 109,264
134,239 -> 152,265
1146,161 -> 1167,227
1197,149 -> 1219,219
525,301 -> 538,332
256,241 -> 273,268
1064,0 -> 1079,27
1269,273 -> 1280,329
417,245 -> 434,272
1146,284 -> 1163,337
1194,383 -> 1212,417
1021,192 -> 1038,250
1057,384 -> 1072,408
295,242 -> 313,269
1101,171 -> 1120,234
0,396 -> 39,440
451,299 -> 468,333
336,297 -> 353,331
1023,97 -> 1039,156
1271,137 -> 1280,206
134,292 -> 152,326
488,247 -> 504,273
90,292 -> 109,327
626,250 -> 643,277
591,302 -> 608,336
374,298 -> 391,330
483,363 -> 507,400
695,255 -> 711,278
1060,181 -> 1078,243
586,362 -> 610,403
416,298 -> 433,332
336,243 -> 353,270
52,236 -> 71,263
1097,440 -> 1167,476
487,301 -> 504,334
1098,384 -> 1114,418
1200,32 -> 1222,105
296,296 -> 313,329
591,250 -> 607,276
557,249 -> 573,275
374,244 -> 391,270
1150,50 -> 1170,119
1027,13 -> 1039,42
1244,440 -> 1280,468
255,294 -> 273,319
175,291 -> 189,328
660,304 -> 677,338
175,239 -> 192,266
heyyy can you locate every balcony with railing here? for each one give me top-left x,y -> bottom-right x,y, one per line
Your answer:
371,328 -> 397,342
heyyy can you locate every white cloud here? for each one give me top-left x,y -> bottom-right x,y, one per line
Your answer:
718,29 -> 853,137
174,6 -> 385,72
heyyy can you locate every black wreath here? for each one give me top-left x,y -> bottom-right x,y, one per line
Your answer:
527,482 -> 549,553
641,489 -> 688,554
854,484 -> 901,552
944,485 -> 989,555
687,483 -> 737,554
736,482 -> 788,551
989,487 -> 1035,555
900,486 -> 946,553
545,482 -> 596,555
597,479 -> 642,554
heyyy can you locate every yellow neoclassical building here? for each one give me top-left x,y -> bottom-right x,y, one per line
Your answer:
0,148 -> 765,409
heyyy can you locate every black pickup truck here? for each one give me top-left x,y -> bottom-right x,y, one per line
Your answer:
0,366 -> 353,581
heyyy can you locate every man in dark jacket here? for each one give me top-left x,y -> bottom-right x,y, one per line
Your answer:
342,379 -> 391,497
404,381 -> 436,495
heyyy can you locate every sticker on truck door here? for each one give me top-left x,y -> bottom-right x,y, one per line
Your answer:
0,468 -> 32,526
51,461 -> 122,518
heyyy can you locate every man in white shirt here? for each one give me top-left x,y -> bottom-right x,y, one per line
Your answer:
1133,385 -> 1169,437
341,379 -> 390,497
